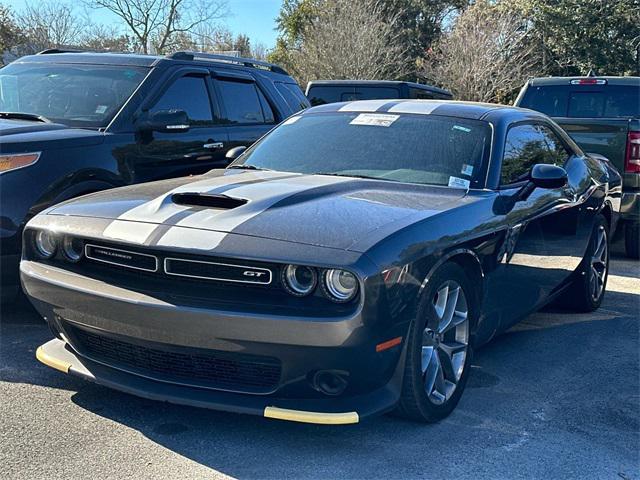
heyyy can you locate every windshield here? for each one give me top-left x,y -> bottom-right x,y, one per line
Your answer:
0,63 -> 148,128
233,112 -> 491,188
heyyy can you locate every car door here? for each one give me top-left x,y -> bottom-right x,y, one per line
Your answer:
495,122 -> 585,327
130,70 -> 230,183
212,72 -> 277,153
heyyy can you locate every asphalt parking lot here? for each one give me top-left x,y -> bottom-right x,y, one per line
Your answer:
1,245 -> 638,480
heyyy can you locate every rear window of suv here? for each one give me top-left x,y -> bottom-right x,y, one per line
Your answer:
519,84 -> 640,118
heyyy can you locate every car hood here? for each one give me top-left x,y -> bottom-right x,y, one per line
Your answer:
0,118 -> 104,150
48,169 -> 468,251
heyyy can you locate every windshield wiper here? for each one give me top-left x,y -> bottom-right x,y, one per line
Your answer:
0,112 -> 53,123
227,164 -> 271,171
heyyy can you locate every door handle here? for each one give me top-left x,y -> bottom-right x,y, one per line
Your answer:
203,142 -> 224,149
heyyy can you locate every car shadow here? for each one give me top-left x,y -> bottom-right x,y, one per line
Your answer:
59,288 -> 638,479
2,255 -> 638,478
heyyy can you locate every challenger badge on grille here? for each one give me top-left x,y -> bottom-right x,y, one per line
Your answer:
85,244 -> 159,272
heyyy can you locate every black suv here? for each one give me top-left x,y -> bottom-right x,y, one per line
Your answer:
306,80 -> 452,106
0,50 -> 309,299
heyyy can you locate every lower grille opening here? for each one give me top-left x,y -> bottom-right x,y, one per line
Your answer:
64,323 -> 281,394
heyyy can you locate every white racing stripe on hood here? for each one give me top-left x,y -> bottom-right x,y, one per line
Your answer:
155,174 -> 353,249
103,221 -> 159,244
101,170 -> 290,244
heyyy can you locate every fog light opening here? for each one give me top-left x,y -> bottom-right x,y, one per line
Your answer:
312,370 -> 349,396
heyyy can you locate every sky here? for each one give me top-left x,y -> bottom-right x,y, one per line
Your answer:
5,0 -> 282,49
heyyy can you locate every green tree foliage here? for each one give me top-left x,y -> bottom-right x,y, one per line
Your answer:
507,0 -> 640,76
380,0 -> 468,68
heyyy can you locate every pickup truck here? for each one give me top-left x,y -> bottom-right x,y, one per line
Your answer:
515,76 -> 640,258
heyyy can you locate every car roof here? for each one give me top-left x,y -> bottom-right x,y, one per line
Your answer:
307,79 -> 452,95
11,50 -> 293,78
304,99 -> 534,121
527,76 -> 640,86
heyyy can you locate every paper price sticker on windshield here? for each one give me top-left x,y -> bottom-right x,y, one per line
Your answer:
350,113 -> 399,127
448,176 -> 470,189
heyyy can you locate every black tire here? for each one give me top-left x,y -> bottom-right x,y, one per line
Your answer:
562,215 -> 609,313
625,222 -> 640,260
395,262 -> 475,423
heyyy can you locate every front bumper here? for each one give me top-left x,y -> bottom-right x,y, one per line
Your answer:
22,261 -> 408,424
36,339 -> 403,424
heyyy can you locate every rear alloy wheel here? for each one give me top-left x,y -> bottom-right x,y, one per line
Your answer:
562,215 -> 609,312
396,262 -> 474,422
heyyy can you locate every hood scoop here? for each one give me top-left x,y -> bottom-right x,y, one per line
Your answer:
171,192 -> 248,209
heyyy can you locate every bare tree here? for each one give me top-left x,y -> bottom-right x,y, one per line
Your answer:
288,0 -> 411,84
88,0 -> 228,54
16,1 -> 85,51
421,0 -> 538,103
80,23 -> 132,52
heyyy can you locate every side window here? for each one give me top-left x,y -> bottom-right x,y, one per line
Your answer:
216,79 -> 274,124
150,75 -> 214,126
275,82 -> 309,112
410,88 -> 435,99
501,124 -> 570,186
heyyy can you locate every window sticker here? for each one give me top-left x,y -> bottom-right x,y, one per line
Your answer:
453,125 -> 471,133
350,113 -> 399,127
461,163 -> 474,176
282,115 -> 301,125
95,105 -> 108,114
448,176 -> 470,189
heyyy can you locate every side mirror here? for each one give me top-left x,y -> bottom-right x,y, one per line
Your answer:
530,164 -> 568,189
226,146 -> 247,161
138,109 -> 189,133
512,164 -> 568,204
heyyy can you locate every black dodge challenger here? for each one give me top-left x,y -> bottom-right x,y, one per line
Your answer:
22,100 -> 621,424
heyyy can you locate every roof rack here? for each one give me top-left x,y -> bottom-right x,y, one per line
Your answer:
37,48 -> 87,55
167,51 -> 289,75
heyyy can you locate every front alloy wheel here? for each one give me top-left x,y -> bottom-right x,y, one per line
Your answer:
421,280 -> 469,405
396,262 -> 474,422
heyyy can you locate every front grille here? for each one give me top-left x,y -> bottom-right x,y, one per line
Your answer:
65,324 -> 282,394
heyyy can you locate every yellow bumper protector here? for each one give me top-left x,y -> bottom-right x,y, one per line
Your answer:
264,406 -> 359,425
36,346 -> 71,374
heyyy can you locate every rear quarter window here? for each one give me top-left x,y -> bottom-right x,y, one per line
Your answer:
520,84 -> 640,118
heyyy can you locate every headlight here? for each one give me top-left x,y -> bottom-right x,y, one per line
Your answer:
62,236 -> 84,262
0,152 -> 40,173
323,269 -> 359,303
34,230 -> 57,258
282,264 -> 317,296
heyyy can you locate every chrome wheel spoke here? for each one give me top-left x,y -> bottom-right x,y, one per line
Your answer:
422,346 -> 439,394
439,341 -> 467,381
589,226 -> 608,301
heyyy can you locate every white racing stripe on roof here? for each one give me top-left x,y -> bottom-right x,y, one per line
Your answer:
338,100 -> 395,112
155,174 -> 353,248
386,101 -> 448,115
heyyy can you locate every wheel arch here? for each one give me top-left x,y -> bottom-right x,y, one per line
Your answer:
418,248 -> 484,321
